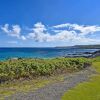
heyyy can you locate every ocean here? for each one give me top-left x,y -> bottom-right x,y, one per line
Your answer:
0,47 -> 99,60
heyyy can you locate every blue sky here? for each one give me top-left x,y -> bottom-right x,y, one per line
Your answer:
0,0 -> 100,47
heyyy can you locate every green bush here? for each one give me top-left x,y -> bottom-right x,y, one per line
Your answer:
0,57 -> 91,82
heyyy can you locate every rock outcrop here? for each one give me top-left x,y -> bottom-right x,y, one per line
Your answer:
90,50 -> 100,58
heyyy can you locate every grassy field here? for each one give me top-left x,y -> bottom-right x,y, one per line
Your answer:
62,57 -> 100,100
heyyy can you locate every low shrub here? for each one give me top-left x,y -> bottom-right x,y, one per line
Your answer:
0,57 -> 91,82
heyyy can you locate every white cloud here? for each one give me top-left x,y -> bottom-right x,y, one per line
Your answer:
27,22 -> 100,44
1,24 -> 27,40
1,22 -> 100,45
53,23 -> 70,28
1,24 -> 21,38
53,23 -> 100,36
1,24 -> 9,33
27,22 -> 49,42
20,35 -> 26,40
12,25 -> 21,37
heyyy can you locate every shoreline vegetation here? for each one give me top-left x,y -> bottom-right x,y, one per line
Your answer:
0,57 -> 91,83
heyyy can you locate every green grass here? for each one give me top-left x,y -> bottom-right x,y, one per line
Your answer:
62,57 -> 100,100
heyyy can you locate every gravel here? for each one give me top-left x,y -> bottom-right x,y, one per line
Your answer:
6,67 -> 96,100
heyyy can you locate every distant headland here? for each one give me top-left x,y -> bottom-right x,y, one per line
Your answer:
55,44 -> 100,49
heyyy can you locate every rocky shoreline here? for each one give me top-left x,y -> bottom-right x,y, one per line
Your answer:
65,50 -> 100,58
89,50 -> 100,58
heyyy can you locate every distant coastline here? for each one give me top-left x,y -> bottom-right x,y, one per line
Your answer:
55,44 -> 100,49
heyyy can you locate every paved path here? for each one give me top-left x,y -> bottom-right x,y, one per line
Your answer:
6,67 -> 96,100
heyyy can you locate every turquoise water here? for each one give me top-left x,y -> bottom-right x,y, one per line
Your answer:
0,47 -> 99,60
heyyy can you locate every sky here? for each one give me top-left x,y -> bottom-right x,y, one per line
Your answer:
0,0 -> 100,47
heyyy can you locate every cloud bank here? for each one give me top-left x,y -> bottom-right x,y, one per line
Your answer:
1,22 -> 100,44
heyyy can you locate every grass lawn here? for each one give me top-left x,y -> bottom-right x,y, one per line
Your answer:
62,57 -> 100,100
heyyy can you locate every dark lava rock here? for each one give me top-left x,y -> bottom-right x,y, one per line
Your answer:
83,52 -> 92,54
89,50 -> 100,58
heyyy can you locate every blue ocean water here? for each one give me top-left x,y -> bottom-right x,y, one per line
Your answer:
0,47 -> 99,60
